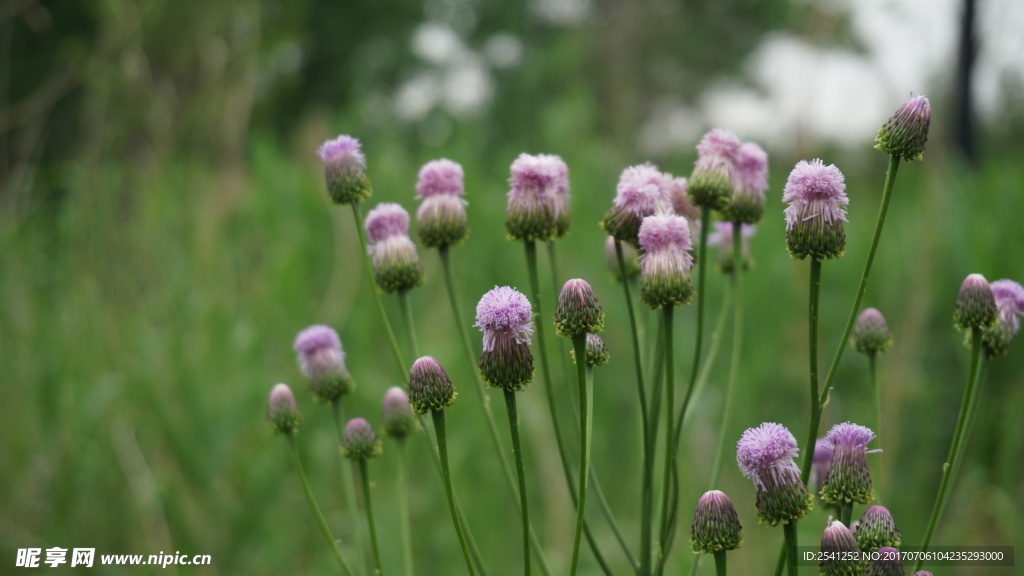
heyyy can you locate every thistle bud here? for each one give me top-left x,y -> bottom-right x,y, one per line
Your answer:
722,141 -> 768,224
820,520 -> 864,576
408,356 -> 457,414
875,94 -> 931,161
294,325 -> 356,402
736,422 -> 813,526
341,418 -> 383,461
318,135 -> 372,205
365,203 -> 425,293
982,279 -> 1024,357
505,153 -> 568,243
820,422 -> 878,505
267,383 -> 302,434
381,386 -> 418,440
638,212 -> 695,309
783,159 -> 848,261
865,547 -> 904,576
708,221 -> 756,274
688,129 -> 741,210
554,278 -> 605,338
953,273 -> 997,330
584,334 -> 610,367
415,159 -> 469,248
811,438 -> 834,491
475,286 -> 535,392
606,236 -> 640,282
601,164 -> 671,248
855,505 -> 901,552
851,308 -> 894,355
690,490 -> 743,554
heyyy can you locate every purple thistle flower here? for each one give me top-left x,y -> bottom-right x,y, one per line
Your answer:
856,505 -> 901,551
475,286 -> 534,351
875,93 -> 931,161
913,572 -> 933,576
554,278 -> 605,338
606,236 -> 640,282
724,141 -> 769,224
688,129 -> 741,210
852,308 -> 894,355
341,417 -> 383,461
319,134 -> 372,204
294,325 -> 355,402
665,175 -> 701,232
865,546 -> 904,576
820,520 -> 862,576
820,422 -> 878,505
505,153 -> 568,242
811,438 -> 834,490
737,422 -> 812,525
983,279 -> 1024,357
408,356 -> 457,414
365,203 -> 424,293
954,273 -> 997,330
416,159 -> 465,198
708,221 -> 756,274
366,202 -> 411,243
267,383 -> 302,434
690,490 -> 743,553
783,159 -> 848,260
415,159 -> 469,248
638,213 -> 695,309
601,164 -> 671,247
381,386 -> 418,439
697,128 -> 742,162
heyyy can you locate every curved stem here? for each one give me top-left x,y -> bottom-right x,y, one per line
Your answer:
351,203 -> 406,381
713,551 -> 727,576
432,410 -> 478,576
358,459 -> 384,575
332,401 -> 367,572
656,305 -> 675,573
868,353 -> 882,502
783,521 -> 798,576
798,259 -> 824,487
287,434 -> 356,576
396,440 -> 414,576
915,328 -> 983,571
569,334 -> 593,576
398,289 -> 419,359
805,155 -> 901,483
503,390 -> 531,576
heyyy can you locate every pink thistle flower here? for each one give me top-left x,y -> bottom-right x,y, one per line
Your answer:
982,279 -> 1024,356
381,386 -> 417,439
820,422 -> 879,505
416,159 -> 465,198
506,153 -> 569,242
475,286 -> 534,352
267,383 -> 302,434
638,213 -> 695,309
318,135 -> 372,204
341,417 -> 382,460
601,164 -> 671,247
697,129 -> 742,162
783,159 -> 848,260
737,422 -> 802,491
875,93 -> 931,161
415,159 -> 469,248
365,203 -> 424,293
294,325 -> 355,402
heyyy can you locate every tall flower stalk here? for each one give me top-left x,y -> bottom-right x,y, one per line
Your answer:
382,387 -> 419,576
341,418 -> 385,576
851,308 -> 894,498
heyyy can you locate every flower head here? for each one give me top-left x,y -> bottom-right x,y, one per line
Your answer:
708,221 -> 756,274
820,520 -> 863,576
365,202 -> 425,293
983,279 -> 1024,356
267,383 -> 302,434
416,159 -> 469,248
811,438 -> 834,490
294,325 -> 355,402
476,287 -> 535,392
638,213 -> 695,309
416,159 -> 465,198
737,422 -> 812,525
665,176 -> 700,233
865,547 -> 904,576
408,356 -> 457,414
381,387 -> 418,440
852,308 -> 894,355
723,141 -> 769,224
341,418 -> 383,461
506,153 -> 568,242
783,159 -> 848,260
583,334 -> 610,367
875,93 -> 931,161
697,128 -> 742,162
954,273 -> 997,330
855,505 -> 901,552
601,164 -> 671,247
366,202 -> 411,243
319,134 -> 372,204
820,422 -> 878,505
690,490 -> 743,554
554,278 -> 605,338
606,236 -> 640,282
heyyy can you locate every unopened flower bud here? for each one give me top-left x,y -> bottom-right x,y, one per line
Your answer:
554,278 -> 605,338
982,279 -> 1024,357
783,159 -> 848,261
606,236 -> 640,282
638,213 -> 695,309
505,153 -> 568,243
319,135 -> 372,205
267,383 -> 302,434
365,203 -> 425,293
570,333 -> 610,367
294,325 -> 356,402
865,547 -> 904,576
820,520 -> 863,576
737,422 -> 813,526
601,164 -> 670,248
381,386 -> 418,440
875,94 -> 931,161
408,356 -> 457,414
475,286 -> 535,392
855,505 -> 901,552
820,422 -> 878,505
851,308 -> 894,355
690,490 -> 743,554
341,418 -> 382,461
953,273 -> 997,330
708,221 -> 755,274
416,159 -> 469,248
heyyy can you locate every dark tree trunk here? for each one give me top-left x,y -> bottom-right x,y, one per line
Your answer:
953,0 -> 977,165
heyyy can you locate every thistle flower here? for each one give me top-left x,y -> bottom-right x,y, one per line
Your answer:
294,325 -> 356,403
415,159 -> 469,248
381,386 -> 418,440
982,279 -> 1024,357
475,286 -> 535,392
855,505 -> 901,552
783,159 -> 848,260
267,383 -> 303,434
638,212 -> 695,309
912,572 -> 933,576
953,273 -> 997,330
554,278 -> 605,338
319,134 -> 372,205
605,236 -> 640,282
708,221 -> 756,274
365,203 -> 425,293
341,418 -> 383,461
722,141 -> 769,224
820,520 -> 863,576
571,333 -> 609,367
551,158 -> 572,237
407,356 -> 457,414
665,175 -> 701,234
688,129 -> 742,210
851,308 -> 894,355
811,438 -> 834,490
875,93 -> 931,161
736,422 -> 813,525
865,547 -> 904,576
690,490 -> 743,554
820,422 -> 878,505
601,164 -> 671,248
505,153 -> 569,243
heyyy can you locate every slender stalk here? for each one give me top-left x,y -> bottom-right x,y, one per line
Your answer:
503,389 -> 531,576
915,327 -> 982,572
431,410 -> 478,576
332,401 -> 368,572
772,545 -> 787,576
804,155 -> 901,484
868,353 -> 882,502
395,439 -> 414,576
783,521 -> 798,576
288,434 -> 356,576
710,224 -> 746,489
568,334 -> 594,576
798,259 -> 824,488
688,207 -> 712,399
840,502 -> 853,527
351,203 -> 406,381
713,551 -> 727,576
657,306 -> 677,563
548,241 -> 574,397
357,459 -> 384,575
398,289 -> 420,358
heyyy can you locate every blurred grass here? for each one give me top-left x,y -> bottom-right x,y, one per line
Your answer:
2,119 -> 1023,576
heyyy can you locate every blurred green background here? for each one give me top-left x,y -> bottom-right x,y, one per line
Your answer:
2,0 -> 1023,574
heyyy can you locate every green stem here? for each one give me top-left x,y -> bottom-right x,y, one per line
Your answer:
569,334 -> 592,576
432,410 -> 478,576
772,544 -> 787,576
503,389 -> 531,576
438,245 -> 552,576
804,154 -> 901,484
710,224 -> 745,489
783,521 -> 798,576
840,501 -> 853,527
713,551 -> 727,576
358,459 -> 384,575
398,289 -> 419,358
332,401 -> 368,572
287,434 -> 356,576
915,327 -> 983,572
656,305 -> 675,573
798,259 -> 824,489
351,203 -> 406,381
868,352 -> 882,503
396,440 -> 414,576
